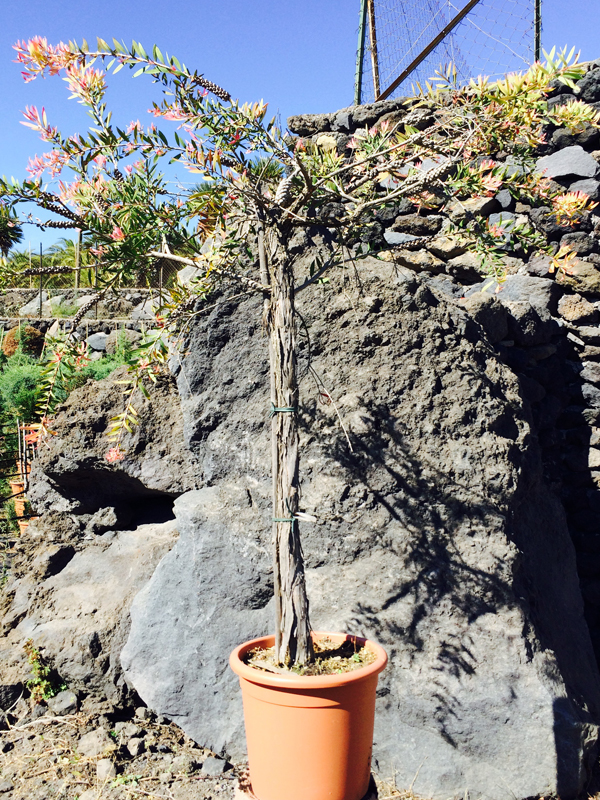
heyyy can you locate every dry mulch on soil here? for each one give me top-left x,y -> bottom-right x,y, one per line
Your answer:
245,637 -> 377,676
0,698 -> 238,800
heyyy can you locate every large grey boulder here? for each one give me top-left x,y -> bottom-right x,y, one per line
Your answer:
121,257 -> 600,800
1,518 -> 178,703
27,367 -> 199,515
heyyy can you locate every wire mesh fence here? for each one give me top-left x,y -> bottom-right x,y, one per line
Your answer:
1,257 -> 181,319
356,0 -> 538,104
4,257 -> 180,291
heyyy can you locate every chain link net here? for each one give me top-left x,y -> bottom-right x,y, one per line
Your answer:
358,0 -> 535,103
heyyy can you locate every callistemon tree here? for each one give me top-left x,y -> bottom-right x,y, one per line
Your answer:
2,39 -> 599,665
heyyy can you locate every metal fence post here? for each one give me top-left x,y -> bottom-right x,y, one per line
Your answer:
534,0 -> 542,61
367,0 -> 381,99
354,0 -> 368,105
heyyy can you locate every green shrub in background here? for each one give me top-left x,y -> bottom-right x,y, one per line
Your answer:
0,352 -> 43,421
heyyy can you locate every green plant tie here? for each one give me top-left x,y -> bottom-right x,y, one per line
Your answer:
269,403 -> 297,417
273,517 -> 296,523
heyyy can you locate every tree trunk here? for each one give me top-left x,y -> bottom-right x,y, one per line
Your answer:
268,250 -> 313,665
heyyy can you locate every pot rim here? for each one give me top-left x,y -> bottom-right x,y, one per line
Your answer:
229,631 -> 388,689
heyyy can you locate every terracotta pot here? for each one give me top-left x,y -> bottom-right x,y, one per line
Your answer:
229,632 -> 387,800
9,481 -> 26,520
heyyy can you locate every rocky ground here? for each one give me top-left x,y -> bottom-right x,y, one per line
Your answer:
1,697 -> 239,800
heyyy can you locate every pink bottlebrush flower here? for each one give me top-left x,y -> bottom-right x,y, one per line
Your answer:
109,226 -> 125,241
105,447 -> 125,463
126,120 -> 143,135
124,164 -> 133,175
93,154 -> 107,169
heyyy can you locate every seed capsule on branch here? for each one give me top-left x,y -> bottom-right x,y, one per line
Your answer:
190,75 -> 231,102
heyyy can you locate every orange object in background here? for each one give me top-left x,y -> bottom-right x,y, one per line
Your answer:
230,632 -> 387,800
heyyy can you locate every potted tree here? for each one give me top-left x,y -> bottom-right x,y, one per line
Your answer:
2,38 -> 597,800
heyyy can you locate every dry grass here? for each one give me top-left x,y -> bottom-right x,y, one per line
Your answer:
0,704 -> 238,800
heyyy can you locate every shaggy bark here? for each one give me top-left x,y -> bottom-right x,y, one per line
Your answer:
267,240 -> 313,665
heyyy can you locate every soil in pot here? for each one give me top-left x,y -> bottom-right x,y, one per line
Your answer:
245,636 -> 377,675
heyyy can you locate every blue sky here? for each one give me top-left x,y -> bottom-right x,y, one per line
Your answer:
1,0 -> 599,250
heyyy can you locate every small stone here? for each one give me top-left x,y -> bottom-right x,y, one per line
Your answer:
488,211 -> 516,230
47,690 -> 78,716
391,249 -> 445,274
504,154 -> 532,178
115,721 -> 142,738
331,109 -> 352,132
170,753 -> 198,774
558,293 -> 599,323
86,332 -> 108,351
77,728 -> 117,758
557,260 -> 600,296
159,772 -> 172,783
202,755 -> 228,776
571,325 -> 600,344
576,68 -> 600,103
570,178 -> 600,201
526,254 -> 554,278
584,382 -> 600,407
582,362 -> 600,384
426,234 -> 466,260
19,293 -> 48,316
583,345 -> 600,360
135,706 -> 153,721
130,299 -> 157,320
127,737 -> 145,757
495,274 -> 562,314
383,231 -> 418,245
445,196 -> 499,222
0,782 -> 13,794
551,128 -> 575,149
287,113 -> 332,136
591,449 -> 600,469
536,145 -> 598,179
314,133 -> 338,152
97,758 -> 117,781
446,251 -> 482,281
495,189 -> 514,210
561,231 -> 595,255
390,213 -> 443,235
